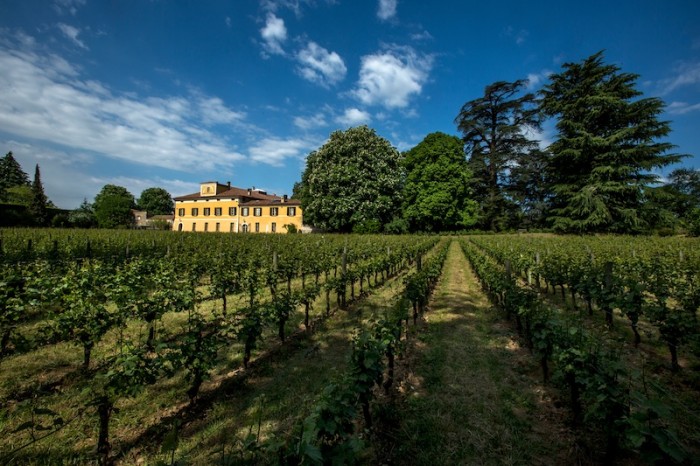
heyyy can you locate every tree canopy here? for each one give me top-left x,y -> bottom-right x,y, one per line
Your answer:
28,164 -> 49,226
0,151 -> 30,200
541,51 -> 684,233
401,132 -> 477,232
93,184 -> 136,229
298,125 -> 403,233
455,80 -> 540,231
137,187 -> 174,215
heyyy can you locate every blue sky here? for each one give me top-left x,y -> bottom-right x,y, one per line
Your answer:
1,0 -> 698,209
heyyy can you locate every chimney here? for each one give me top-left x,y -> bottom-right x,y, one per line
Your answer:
227,181 -> 231,188
247,188 -> 252,196
282,194 -> 288,203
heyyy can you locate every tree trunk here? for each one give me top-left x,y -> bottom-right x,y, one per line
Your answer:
304,302 -> 310,330
187,372 -> 203,403
97,396 -> 114,465
384,347 -> 394,394
0,329 -> 11,355
83,342 -> 93,371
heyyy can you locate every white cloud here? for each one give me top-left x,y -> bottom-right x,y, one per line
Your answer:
525,69 -> 552,90
335,108 -> 371,126
0,42 -> 247,174
377,0 -> 397,21
261,0 -> 337,17
294,112 -> 327,130
1,139 -> 200,208
296,41 -> 346,87
503,26 -> 528,45
353,46 -> 432,109
410,30 -> 433,41
260,13 -> 287,56
667,101 -> 700,115
197,96 -> 246,125
57,23 -> 87,49
659,61 -> 700,95
248,137 -> 312,166
225,17 -> 232,28
53,0 -> 86,16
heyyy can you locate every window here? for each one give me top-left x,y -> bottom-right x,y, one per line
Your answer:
270,207 -> 278,216
230,223 -> 235,232
192,208 -> 199,216
242,224 -> 248,232
178,224 -> 183,231
192,223 -> 196,231
287,207 -> 296,216
271,222 -> 276,233
241,207 -> 249,216
215,222 -> 220,232
255,222 -> 260,232
229,207 -> 237,216
214,207 -> 222,216
203,207 -> 211,216
204,222 -> 208,232
178,208 -> 185,216
253,207 -> 262,217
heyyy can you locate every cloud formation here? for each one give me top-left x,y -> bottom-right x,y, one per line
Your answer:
335,108 -> 371,126
53,0 -> 86,16
296,41 -> 346,87
377,0 -> 397,21
260,13 -> 287,56
57,23 -> 88,49
353,46 -> 432,109
667,101 -> 700,115
248,137 -> 312,166
294,112 -> 327,130
0,41 -> 247,173
659,61 -> 700,95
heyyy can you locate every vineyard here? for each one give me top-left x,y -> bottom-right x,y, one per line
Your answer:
0,230 -> 699,464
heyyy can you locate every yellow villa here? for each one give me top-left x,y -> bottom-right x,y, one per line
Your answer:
172,181 -> 304,233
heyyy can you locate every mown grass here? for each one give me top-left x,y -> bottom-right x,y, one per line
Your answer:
386,241 -> 573,466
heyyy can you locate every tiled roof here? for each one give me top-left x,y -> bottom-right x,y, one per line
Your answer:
241,198 -> 301,206
174,186 -> 281,201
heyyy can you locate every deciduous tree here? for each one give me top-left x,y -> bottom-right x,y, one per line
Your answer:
137,187 -> 174,215
401,132 -> 477,232
299,125 -> 403,233
93,184 -> 136,229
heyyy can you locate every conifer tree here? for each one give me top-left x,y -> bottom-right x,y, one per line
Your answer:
541,51 -> 684,233
0,151 -> 30,199
455,80 -> 540,231
28,164 -> 49,226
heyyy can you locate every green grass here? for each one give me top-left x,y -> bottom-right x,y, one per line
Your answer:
386,241 -> 573,466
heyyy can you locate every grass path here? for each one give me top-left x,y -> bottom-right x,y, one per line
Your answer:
388,240 -> 574,465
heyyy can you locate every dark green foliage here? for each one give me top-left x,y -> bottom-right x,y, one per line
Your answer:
28,165 -> 49,226
0,151 -> 30,199
137,187 -> 174,216
455,80 -> 540,231
540,51 -> 684,233
401,132 -> 478,232
508,148 -> 552,229
299,125 -> 403,233
69,198 -> 98,228
93,184 -> 136,229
